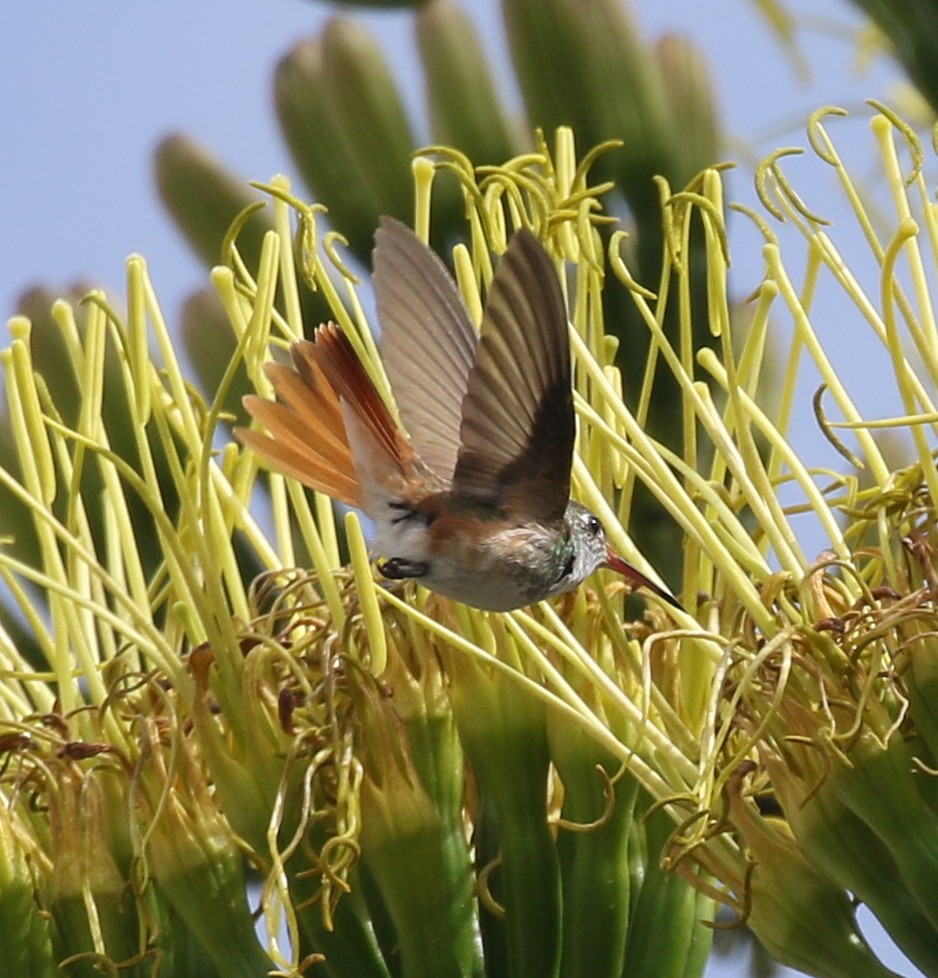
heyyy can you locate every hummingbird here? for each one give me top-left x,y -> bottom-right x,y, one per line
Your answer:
238,217 -> 681,613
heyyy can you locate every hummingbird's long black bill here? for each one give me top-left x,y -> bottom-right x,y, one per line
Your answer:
605,547 -> 684,612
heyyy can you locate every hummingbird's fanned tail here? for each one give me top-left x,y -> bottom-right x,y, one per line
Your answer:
239,325 -> 419,514
239,341 -> 365,508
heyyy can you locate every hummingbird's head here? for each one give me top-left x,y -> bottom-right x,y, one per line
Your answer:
561,501 -> 616,585
562,501 -> 683,609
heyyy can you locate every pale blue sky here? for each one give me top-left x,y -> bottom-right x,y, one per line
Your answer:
1,0 -> 900,325
0,2 -> 925,976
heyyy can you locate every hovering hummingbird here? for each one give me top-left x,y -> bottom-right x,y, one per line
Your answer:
238,217 -> 680,612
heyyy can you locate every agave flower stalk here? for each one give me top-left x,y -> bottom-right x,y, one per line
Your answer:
2,112 -> 937,978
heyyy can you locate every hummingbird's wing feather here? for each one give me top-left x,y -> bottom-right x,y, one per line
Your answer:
453,229 -> 573,523
238,344 -> 365,508
373,217 -> 478,486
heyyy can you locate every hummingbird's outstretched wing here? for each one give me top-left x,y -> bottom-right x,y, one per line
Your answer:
373,217 -> 478,486
452,229 -> 574,523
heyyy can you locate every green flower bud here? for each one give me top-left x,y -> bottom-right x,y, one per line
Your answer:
848,0 -> 938,114
275,19 -> 414,263
655,33 -> 721,185
154,134 -> 273,270
0,799 -> 54,975
446,639 -> 561,978
180,288 -> 250,416
727,772 -> 898,978
778,765 -> 938,976
549,718 -> 637,976
503,0 -> 677,200
46,770 -> 138,971
355,648 -> 481,978
136,721 -> 273,978
417,0 -> 518,166
622,801 -> 714,978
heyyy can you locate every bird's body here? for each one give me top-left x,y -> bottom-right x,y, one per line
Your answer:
239,218 -> 680,612
372,494 -> 610,612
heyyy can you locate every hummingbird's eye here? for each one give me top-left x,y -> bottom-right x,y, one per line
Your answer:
586,515 -> 602,537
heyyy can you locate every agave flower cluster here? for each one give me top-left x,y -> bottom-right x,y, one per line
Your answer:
2,112 -> 938,978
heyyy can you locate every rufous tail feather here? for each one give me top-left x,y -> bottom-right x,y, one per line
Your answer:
239,339 -> 363,507
309,324 -> 412,472
237,325 -> 413,511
